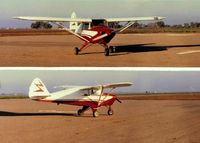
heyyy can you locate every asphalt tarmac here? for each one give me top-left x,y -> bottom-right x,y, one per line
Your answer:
1,33 -> 200,66
0,99 -> 200,143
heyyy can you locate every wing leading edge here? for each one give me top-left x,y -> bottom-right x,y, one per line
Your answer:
14,16 -> 92,23
105,17 -> 165,22
79,82 -> 133,91
14,16 -> 165,23
56,82 -> 132,91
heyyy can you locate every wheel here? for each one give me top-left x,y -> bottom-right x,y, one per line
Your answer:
93,110 -> 99,117
104,48 -> 109,56
77,109 -> 83,116
109,46 -> 115,53
107,109 -> 114,116
74,47 -> 80,55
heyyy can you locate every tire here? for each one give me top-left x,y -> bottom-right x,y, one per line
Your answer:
74,47 -> 79,55
109,46 -> 114,53
77,109 -> 83,116
105,48 -> 109,56
107,109 -> 114,116
93,110 -> 99,117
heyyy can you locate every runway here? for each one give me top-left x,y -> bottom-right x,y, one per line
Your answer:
1,33 -> 200,67
0,99 -> 200,143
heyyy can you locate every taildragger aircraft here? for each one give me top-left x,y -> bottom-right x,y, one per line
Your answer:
15,12 -> 165,56
29,78 -> 132,117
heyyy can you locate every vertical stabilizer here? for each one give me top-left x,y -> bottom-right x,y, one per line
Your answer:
29,78 -> 50,99
69,12 -> 83,33
70,12 -> 79,32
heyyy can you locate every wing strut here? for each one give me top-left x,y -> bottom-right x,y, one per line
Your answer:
53,22 -> 90,43
115,21 -> 135,33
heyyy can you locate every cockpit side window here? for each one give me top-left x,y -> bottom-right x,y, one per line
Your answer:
82,23 -> 89,30
91,19 -> 107,27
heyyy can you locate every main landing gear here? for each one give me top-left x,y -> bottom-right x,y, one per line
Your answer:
77,106 -> 90,116
107,108 -> 114,116
74,46 -> 115,56
77,106 -> 114,117
92,110 -> 99,117
104,46 -> 115,56
74,47 -> 80,55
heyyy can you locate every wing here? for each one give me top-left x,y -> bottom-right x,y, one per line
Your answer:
80,86 -> 100,91
103,82 -> 133,89
13,16 -> 92,23
106,16 -> 165,22
106,16 -> 165,33
79,82 -> 133,91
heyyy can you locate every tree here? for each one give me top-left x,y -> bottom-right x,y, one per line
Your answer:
156,21 -> 165,28
184,23 -> 190,28
31,22 -> 52,29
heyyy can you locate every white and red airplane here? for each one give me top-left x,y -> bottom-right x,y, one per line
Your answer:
29,78 -> 132,117
15,12 -> 165,56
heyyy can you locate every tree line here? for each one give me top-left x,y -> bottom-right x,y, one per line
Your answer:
31,21 -> 200,29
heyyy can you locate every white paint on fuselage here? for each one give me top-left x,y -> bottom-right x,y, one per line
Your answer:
81,30 -> 98,37
42,87 -> 112,102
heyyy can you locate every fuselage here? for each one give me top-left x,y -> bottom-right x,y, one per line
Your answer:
81,26 -> 116,44
33,88 -> 118,110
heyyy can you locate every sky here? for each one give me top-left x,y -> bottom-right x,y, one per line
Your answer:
1,0 -> 200,28
0,68 -> 200,95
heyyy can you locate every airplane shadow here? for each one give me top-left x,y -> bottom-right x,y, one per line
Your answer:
0,111 -> 76,117
112,43 -> 200,56
80,51 -> 104,55
114,43 -> 166,52
79,43 -> 200,56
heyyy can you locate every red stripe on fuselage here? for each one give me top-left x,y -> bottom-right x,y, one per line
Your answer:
34,93 -> 117,109
81,26 -> 115,44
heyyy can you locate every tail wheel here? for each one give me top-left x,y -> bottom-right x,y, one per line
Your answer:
77,109 -> 83,116
107,109 -> 114,116
109,46 -> 115,53
104,48 -> 109,56
74,47 -> 80,55
93,110 -> 99,117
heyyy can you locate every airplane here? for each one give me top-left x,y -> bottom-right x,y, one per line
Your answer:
29,78 -> 132,117
15,12 -> 165,56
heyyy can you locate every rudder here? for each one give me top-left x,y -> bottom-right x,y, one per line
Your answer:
70,12 -> 78,32
29,78 -> 50,99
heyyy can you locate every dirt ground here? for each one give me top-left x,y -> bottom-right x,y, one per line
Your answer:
0,98 -> 200,143
1,33 -> 200,67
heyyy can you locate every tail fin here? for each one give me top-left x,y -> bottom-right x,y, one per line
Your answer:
69,12 -> 82,33
29,78 -> 50,100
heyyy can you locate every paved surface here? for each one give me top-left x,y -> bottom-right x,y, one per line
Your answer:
1,33 -> 200,66
0,99 -> 200,143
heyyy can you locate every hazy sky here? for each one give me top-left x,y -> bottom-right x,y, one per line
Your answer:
0,68 -> 200,95
1,0 -> 200,28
